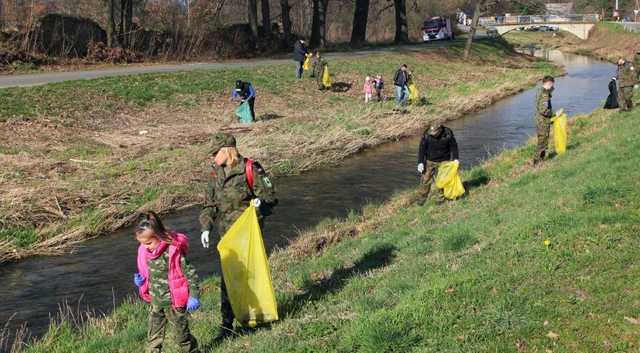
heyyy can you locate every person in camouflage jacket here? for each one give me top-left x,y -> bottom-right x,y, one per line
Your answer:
134,212 -> 201,353
533,76 -> 555,164
199,132 -> 277,341
617,57 -> 637,112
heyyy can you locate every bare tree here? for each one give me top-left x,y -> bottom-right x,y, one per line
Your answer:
310,0 -> 328,47
261,0 -> 271,35
248,0 -> 259,39
393,0 -> 409,43
464,0 -> 480,60
350,0 -> 369,47
105,0 -> 117,47
280,0 -> 292,47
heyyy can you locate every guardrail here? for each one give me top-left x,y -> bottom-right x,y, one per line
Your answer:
612,21 -> 640,33
479,14 -> 600,26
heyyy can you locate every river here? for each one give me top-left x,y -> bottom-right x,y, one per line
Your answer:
0,50 -> 615,346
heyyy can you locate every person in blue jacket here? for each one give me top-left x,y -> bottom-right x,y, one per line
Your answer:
232,80 -> 257,121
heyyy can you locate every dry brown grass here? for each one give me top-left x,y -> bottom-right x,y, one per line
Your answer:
0,46 -> 560,263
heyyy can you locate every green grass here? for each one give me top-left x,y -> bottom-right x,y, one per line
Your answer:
0,40 -> 561,262
17,105 -> 640,352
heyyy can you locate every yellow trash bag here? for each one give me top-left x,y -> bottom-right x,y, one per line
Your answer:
408,83 -> 420,104
217,204 -> 278,327
435,160 -> 466,200
322,65 -> 332,89
303,54 -> 311,71
550,112 -> 568,155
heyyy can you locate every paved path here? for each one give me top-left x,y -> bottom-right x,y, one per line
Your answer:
0,40 -> 467,89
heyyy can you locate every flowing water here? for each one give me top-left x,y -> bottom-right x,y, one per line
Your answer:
0,50 -> 615,344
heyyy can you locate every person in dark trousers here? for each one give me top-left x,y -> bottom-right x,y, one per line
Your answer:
604,77 -> 619,109
200,133 -> 277,342
374,74 -> 385,102
232,80 -> 257,121
293,39 -> 308,79
393,64 -> 409,109
416,122 -> 459,206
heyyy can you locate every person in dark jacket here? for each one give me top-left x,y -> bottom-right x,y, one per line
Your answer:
232,80 -> 257,121
604,77 -> 619,110
393,64 -> 409,108
416,122 -> 459,205
293,39 -> 308,79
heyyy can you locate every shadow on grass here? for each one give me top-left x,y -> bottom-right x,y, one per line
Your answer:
460,168 -> 492,199
331,82 -> 352,93
259,113 -> 285,121
279,244 -> 397,318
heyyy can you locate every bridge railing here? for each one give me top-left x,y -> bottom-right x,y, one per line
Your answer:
479,14 -> 600,26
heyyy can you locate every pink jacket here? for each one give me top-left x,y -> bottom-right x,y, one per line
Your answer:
137,232 -> 191,309
363,82 -> 373,95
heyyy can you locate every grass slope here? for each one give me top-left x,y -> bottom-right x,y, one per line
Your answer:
17,105 -> 640,353
0,39 -> 560,262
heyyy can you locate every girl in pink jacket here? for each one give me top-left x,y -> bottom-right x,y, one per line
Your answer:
363,76 -> 373,103
133,211 -> 201,353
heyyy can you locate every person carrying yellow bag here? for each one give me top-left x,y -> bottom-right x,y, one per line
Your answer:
550,109 -> 568,155
199,132 -> 278,342
217,204 -> 278,329
416,121 -> 462,205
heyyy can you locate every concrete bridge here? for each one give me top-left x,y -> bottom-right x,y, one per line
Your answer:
479,14 -> 600,40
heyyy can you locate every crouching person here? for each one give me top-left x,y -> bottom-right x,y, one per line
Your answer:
133,212 -> 201,353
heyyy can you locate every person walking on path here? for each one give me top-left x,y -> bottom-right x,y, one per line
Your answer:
133,212 -> 201,353
293,39 -> 308,80
393,64 -> 410,109
617,57 -> 636,112
199,133 -> 277,342
416,121 -> 459,206
232,80 -> 257,122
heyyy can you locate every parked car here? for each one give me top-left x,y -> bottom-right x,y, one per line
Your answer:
538,25 -> 558,32
422,17 -> 454,42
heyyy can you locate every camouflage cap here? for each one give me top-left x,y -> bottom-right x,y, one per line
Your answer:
209,132 -> 236,154
427,120 -> 444,136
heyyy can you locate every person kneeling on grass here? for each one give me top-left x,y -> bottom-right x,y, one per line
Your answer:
232,80 -> 257,122
416,121 -> 459,206
133,212 -> 201,353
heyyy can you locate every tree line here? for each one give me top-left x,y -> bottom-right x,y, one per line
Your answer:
0,0 -> 632,58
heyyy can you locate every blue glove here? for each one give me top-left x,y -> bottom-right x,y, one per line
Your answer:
133,273 -> 145,287
187,297 -> 200,312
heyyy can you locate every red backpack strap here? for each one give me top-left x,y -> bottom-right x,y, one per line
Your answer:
245,159 -> 255,190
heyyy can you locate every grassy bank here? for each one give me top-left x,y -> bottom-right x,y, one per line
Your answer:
504,22 -> 640,62
0,39 -> 560,262
14,94 -> 640,352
